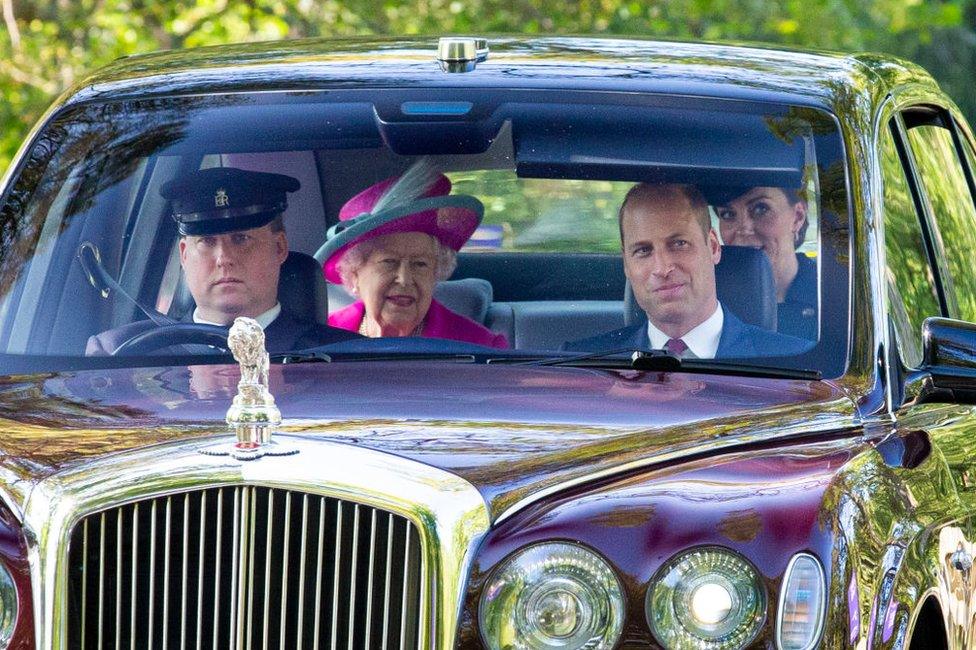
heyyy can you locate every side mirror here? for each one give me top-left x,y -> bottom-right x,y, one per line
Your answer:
919,317 -> 976,403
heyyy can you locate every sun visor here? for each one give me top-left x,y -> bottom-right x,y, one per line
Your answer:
512,103 -> 809,189
158,101 -> 383,153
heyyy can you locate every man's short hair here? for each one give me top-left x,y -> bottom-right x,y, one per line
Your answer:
618,183 -> 711,240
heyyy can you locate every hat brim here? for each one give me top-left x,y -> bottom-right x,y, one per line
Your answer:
318,195 -> 484,284
176,208 -> 280,236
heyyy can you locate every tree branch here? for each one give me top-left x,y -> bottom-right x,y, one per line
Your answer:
2,0 -> 20,50
0,60 -> 57,94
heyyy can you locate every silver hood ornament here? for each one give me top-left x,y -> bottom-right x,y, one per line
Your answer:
200,317 -> 297,461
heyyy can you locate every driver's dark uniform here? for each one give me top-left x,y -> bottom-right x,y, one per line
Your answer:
86,310 -> 358,356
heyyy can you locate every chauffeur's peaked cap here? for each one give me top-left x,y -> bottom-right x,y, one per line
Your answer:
161,167 -> 301,236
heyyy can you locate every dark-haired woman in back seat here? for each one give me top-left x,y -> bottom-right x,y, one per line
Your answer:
715,187 -> 817,340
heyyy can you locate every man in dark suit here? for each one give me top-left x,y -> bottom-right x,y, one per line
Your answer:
87,167 -> 359,355
564,183 -> 811,358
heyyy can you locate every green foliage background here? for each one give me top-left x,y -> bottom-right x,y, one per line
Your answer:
0,0 -> 974,174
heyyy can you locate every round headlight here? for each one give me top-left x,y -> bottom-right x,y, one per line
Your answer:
0,561 -> 17,647
647,547 -> 766,649
479,542 -> 625,650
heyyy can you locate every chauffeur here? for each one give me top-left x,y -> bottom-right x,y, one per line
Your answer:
564,183 -> 811,359
86,167 -> 359,355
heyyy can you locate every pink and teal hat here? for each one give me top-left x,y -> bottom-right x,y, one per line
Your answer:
317,168 -> 483,284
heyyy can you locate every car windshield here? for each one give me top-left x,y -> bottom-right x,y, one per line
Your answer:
0,89 -> 848,376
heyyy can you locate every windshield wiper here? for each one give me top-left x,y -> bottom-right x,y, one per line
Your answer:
277,351 -> 477,364
498,348 -> 822,380
274,351 -> 332,364
512,348 -> 680,369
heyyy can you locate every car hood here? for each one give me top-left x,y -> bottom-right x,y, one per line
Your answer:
0,361 -> 858,520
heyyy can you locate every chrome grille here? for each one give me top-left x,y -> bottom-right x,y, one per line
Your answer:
66,487 -> 423,649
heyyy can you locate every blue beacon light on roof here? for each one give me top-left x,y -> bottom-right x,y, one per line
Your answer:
400,101 -> 474,116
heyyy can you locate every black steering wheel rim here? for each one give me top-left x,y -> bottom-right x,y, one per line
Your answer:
111,323 -> 230,356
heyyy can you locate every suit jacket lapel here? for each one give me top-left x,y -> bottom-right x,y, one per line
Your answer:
625,322 -> 649,349
262,311 -> 294,351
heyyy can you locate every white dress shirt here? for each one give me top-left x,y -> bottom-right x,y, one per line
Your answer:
193,303 -> 282,329
646,303 -> 724,359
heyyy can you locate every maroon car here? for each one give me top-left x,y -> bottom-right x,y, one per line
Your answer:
0,35 -> 972,649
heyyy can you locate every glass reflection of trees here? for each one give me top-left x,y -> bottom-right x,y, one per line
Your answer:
907,124 -> 976,323
880,126 -> 941,367
0,101 -> 194,302
449,170 -> 630,253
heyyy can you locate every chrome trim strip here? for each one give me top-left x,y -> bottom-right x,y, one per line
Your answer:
97,514 -> 105,650
212,489 -> 223,650
382,512 -> 393,650
312,498 -> 325,650
195,494 -> 204,650
330,501 -> 343,650
180,494 -> 189,650
26,436 -> 490,650
130,504 -> 138,650
230,487 -> 243,649
245,490 -> 257,650
417,528 -> 427,650
400,522 -> 410,648
115,511 -> 122,650
162,496 -> 171,649
148,501 -> 156,650
278,491 -> 292,648
296,494 -> 309,650
80,520 -> 87,650
262,489 -> 274,650
364,509 -> 377,649
346,503 -> 360,649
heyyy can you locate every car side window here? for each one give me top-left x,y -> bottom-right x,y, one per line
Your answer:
958,120 -> 976,200
903,112 -> 976,322
881,122 -> 941,367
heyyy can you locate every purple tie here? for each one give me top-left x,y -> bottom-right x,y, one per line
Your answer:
665,338 -> 688,356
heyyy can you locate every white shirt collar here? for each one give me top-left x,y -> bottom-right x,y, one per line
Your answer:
646,302 -> 724,359
193,303 -> 281,330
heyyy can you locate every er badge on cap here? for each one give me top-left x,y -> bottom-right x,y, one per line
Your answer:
215,188 -> 230,207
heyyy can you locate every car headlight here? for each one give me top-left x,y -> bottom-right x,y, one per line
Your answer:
0,561 -> 16,648
647,547 -> 765,649
479,542 -> 625,650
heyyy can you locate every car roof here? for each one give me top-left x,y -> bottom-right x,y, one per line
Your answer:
63,36 -> 938,111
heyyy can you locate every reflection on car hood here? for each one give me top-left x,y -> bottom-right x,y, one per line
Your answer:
0,361 -> 858,519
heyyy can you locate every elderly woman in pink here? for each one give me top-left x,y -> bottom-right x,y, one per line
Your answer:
317,161 -> 508,349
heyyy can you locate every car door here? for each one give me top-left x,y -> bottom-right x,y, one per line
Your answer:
884,103 -> 976,646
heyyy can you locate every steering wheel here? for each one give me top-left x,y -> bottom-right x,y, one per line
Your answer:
111,323 -> 230,356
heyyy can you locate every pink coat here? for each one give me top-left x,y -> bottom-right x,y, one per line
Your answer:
329,299 -> 509,349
